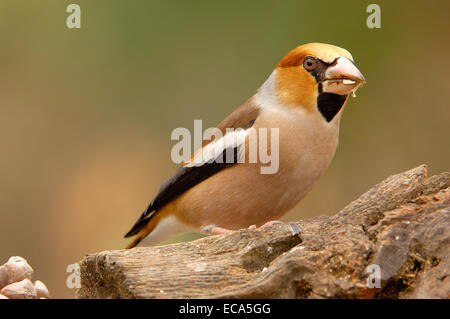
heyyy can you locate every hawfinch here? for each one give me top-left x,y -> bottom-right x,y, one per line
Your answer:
125,43 -> 365,248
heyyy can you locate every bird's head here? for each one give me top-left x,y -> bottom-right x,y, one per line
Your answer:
274,43 -> 365,121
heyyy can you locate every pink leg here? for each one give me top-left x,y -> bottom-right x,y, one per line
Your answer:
201,225 -> 233,235
202,224 -> 258,235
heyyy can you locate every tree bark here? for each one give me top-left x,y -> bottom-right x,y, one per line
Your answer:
77,165 -> 449,298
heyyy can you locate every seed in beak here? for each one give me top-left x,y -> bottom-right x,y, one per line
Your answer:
342,79 -> 356,85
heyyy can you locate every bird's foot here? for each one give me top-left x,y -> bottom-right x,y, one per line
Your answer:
260,221 -> 302,235
202,221 -> 282,235
261,220 -> 283,228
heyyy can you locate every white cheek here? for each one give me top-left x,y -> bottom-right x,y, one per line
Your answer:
254,70 -> 281,108
253,69 -> 298,118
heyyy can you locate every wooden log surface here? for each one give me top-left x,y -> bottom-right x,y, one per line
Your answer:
77,165 -> 449,298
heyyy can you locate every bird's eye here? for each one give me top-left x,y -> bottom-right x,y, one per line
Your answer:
303,56 -> 317,71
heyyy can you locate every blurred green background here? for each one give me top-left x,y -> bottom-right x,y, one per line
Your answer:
0,0 -> 449,298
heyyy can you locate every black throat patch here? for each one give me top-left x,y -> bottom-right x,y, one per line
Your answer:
317,83 -> 348,122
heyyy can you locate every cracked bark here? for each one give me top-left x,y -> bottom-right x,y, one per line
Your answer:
77,165 -> 449,298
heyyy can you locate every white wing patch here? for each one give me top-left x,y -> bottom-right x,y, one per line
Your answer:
185,128 -> 250,167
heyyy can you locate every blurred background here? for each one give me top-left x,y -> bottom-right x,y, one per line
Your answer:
0,0 -> 449,298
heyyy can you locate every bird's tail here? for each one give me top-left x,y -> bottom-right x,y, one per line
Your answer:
125,234 -> 144,249
124,204 -> 157,249
124,216 -> 159,249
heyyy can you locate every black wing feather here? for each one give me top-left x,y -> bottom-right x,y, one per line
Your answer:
124,103 -> 260,239
124,147 -> 239,238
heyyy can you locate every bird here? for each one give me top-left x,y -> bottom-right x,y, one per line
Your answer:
124,43 -> 365,248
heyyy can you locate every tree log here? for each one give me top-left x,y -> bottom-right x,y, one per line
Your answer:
77,165 -> 449,298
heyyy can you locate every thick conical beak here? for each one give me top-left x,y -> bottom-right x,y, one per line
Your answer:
322,57 -> 365,96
